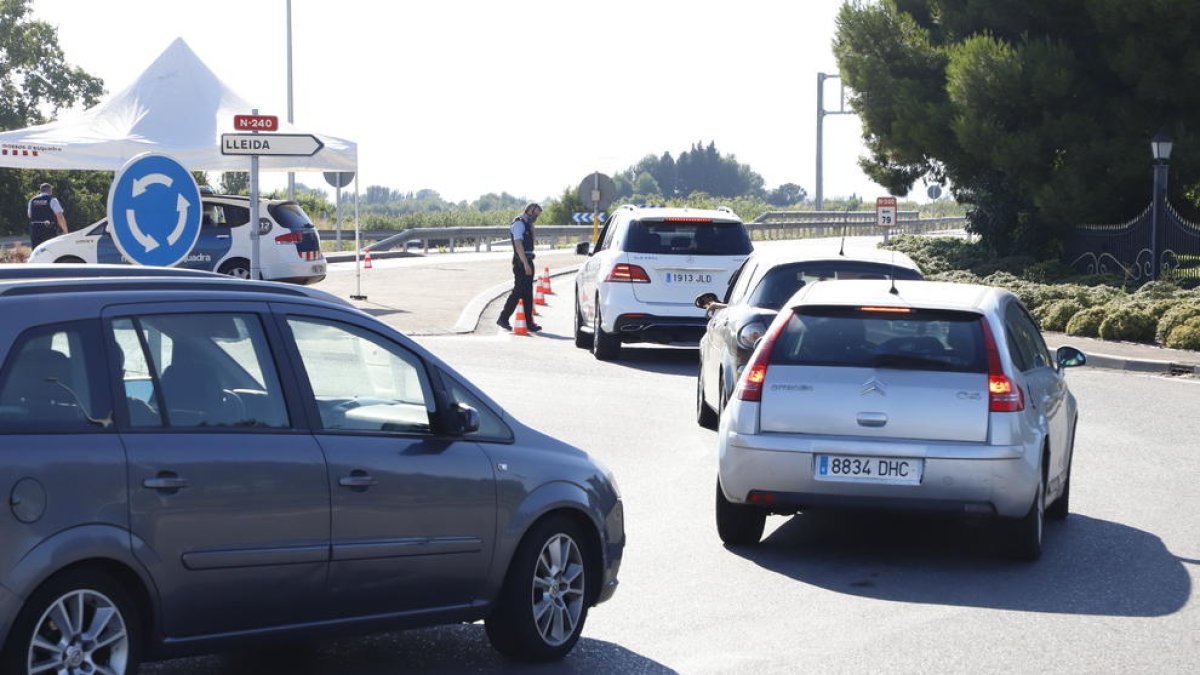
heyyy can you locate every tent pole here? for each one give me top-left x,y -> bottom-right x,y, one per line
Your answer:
350,176 -> 365,300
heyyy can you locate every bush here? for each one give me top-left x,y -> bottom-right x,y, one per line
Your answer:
1157,303 -> 1200,342
1097,306 -> 1157,342
1035,299 -> 1085,332
1133,280 -> 1183,299
1065,306 -> 1108,337
1165,316 -> 1200,350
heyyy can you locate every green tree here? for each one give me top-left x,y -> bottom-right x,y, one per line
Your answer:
0,0 -> 106,236
835,0 -> 1200,255
634,171 -> 661,196
767,183 -> 807,207
220,171 -> 249,195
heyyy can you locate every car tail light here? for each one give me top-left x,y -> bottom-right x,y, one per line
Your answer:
605,263 -> 651,283
274,232 -> 302,245
980,319 -> 1024,412
735,313 -> 788,402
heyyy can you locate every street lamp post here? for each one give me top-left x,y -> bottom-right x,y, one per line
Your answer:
816,72 -> 852,211
1150,131 -> 1173,281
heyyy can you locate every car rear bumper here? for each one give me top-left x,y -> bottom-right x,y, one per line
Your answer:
718,431 -> 1040,519
612,314 -> 707,344
265,258 -> 327,285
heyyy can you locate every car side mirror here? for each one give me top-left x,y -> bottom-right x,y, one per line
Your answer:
575,241 -> 592,256
1056,345 -> 1086,369
447,402 -> 480,435
694,292 -> 719,309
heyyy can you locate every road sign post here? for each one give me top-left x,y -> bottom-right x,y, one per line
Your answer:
876,196 -> 898,243
222,118 -> 328,279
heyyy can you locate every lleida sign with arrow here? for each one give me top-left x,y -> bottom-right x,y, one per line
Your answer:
107,153 -> 202,268
220,132 -> 324,156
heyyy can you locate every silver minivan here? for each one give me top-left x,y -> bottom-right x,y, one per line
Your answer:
0,272 -> 622,673
716,280 -> 1085,560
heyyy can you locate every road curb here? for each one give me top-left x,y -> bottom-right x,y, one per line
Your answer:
453,265 -> 582,333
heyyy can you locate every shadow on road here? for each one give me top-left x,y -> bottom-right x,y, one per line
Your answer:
141,625 -> 675,675
727,510 -> 1189,618
606,346 -> 698,377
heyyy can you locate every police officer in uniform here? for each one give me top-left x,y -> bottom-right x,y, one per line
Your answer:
496,202 -> 543,332
27,183 -> 68,248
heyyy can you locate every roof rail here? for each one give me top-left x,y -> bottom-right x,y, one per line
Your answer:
0,277 -> 351,306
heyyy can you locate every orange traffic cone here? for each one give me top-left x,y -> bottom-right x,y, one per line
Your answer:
363,249 -> 373,269
543,266 -> 555,295
512,300 -> 530,336
534,276 -> 548,306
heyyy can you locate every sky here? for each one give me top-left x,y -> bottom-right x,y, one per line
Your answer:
32,0 -> 904,205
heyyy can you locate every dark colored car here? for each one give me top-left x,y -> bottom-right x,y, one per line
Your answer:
0,274 -> 622,674
696,241 -> 923,428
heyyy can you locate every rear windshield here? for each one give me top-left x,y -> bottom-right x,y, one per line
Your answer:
771,306 -> 986,372
748,262 -> 924,310
268,203 -> 315,231
624,219 -> 752,256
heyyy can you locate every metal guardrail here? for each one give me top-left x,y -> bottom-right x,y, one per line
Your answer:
342,215 -> 968,253
3,215 -> 967,253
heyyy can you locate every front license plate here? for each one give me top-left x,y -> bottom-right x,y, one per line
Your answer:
814,454 -> 923,485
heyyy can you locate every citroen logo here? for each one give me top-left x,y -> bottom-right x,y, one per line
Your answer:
861,377 -> 886,396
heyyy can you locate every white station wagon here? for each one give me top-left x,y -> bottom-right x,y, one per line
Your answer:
716,280 -> 1086,560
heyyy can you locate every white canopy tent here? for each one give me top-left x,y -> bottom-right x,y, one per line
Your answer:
0,37 -> 365,292
0,37 -> 356,172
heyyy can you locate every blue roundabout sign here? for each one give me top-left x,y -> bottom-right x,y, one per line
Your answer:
107,153 -> 202,267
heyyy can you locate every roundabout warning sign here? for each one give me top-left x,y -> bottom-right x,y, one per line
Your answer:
107,153 -> 201,267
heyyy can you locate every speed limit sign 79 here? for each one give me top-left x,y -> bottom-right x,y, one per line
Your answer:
876,196 -> 897,227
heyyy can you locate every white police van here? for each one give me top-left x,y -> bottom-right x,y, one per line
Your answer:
29,193 -> 326,284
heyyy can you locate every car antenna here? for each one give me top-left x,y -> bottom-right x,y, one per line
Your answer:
888,248 -> 900,295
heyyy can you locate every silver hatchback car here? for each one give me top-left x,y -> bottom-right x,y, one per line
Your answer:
716,280 -> 1085,560
0,272 -> 622,673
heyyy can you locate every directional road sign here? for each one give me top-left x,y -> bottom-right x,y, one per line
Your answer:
221,133 -> 324,157
107,153 -> 202,267
573,212 -> 606,223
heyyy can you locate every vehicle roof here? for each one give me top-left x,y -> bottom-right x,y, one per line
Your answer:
747,241 -> 922,272
615,205 -> 743,222
0,263 -> 224,280
789,279 -> 1005,313
0,274 -> 352,307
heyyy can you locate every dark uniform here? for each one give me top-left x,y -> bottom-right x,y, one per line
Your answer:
27,193 -> 60,248
498,213 -> 537,328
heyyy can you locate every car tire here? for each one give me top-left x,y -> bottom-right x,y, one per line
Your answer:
1007,473 -> 1045,561
53,256 -> 85,264
1047,425 -> 1075,521
716,479 -> 765,546
592,301 -> 620,361
485,515 -> 593,663
1,568 -> 141,675
217,258 -> 251,279
574,294 -> 590,349
696,362 -> 718,430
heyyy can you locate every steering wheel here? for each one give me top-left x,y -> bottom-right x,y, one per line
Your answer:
220,389 -> 247,425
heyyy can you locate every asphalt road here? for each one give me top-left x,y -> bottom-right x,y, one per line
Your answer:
142,285 -> 1200,674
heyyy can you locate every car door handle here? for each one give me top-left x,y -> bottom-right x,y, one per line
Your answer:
338,471 -> 378,490
142,474 -> 190,491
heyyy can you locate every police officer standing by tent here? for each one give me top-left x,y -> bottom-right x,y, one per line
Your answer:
496,202 -> 543,332
27,182 -> 68,248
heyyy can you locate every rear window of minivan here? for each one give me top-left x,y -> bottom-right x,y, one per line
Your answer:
269,203 -> 316,231
624,219 -> 752,256
771,306 -> 986,372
